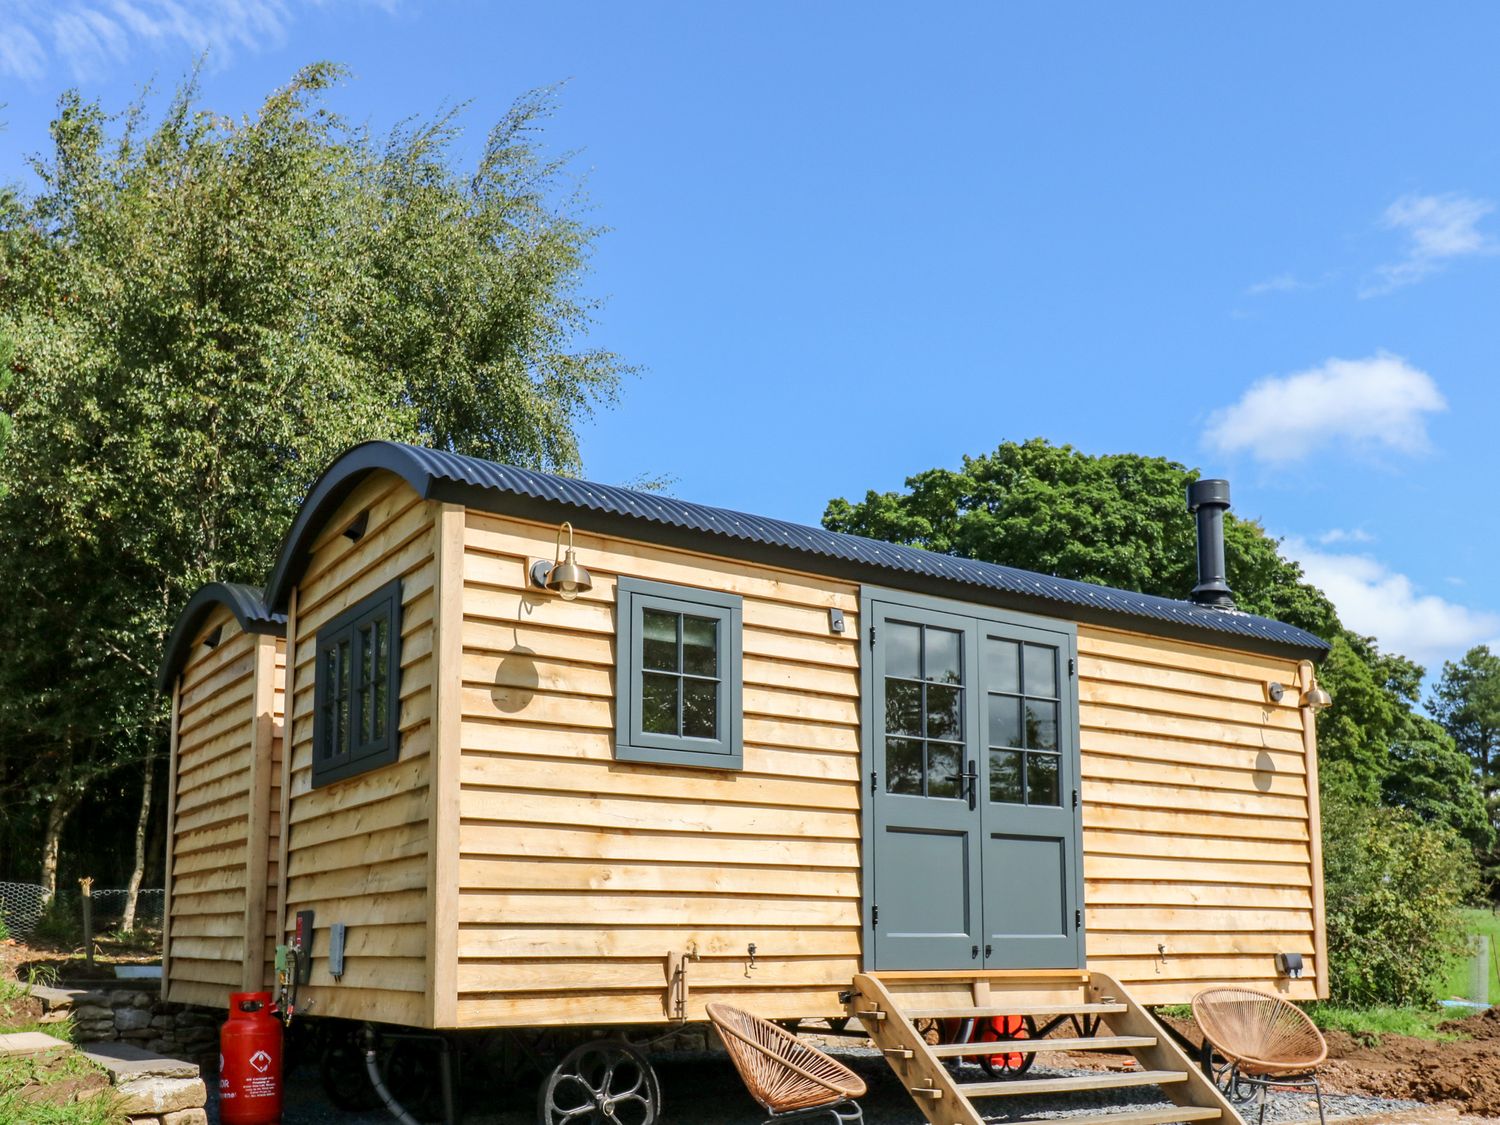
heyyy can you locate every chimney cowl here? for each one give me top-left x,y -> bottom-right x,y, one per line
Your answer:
1187,478 -> 1235,608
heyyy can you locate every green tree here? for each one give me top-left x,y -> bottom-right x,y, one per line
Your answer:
1429,645 -> 1500,888
1321,794 -> 1480,1006
0,64 -> 628,894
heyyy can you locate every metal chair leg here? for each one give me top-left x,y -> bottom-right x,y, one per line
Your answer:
1311,1075 -> 1326,1125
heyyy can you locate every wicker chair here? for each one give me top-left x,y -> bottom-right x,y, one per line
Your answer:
1192,987 -> 1329,1125
706,1004 -> 867,1124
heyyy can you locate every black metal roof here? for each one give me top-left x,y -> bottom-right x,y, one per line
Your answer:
157,582 -> 286,692
263,441 -> 1330,660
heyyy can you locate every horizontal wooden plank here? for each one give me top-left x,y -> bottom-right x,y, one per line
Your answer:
1087,931 -> 1315,957
456,925 -> 861,960
457,857 -> 859,898
1082,754 -> 1308,798
459,891 -> 859,927
458,822 -> 860,870
1083,778 -> 1309,819
285,854 -> 430,901
1084,854 -> 1311,888
455,987 -> 845,1028
455,956 -> 857,994
459,752 -> 860,812
1112,977 -> 1317,1007
287,821 -> 429,878
1079,652 -> 1301,710
1080,678 -> 1302,731
459,789 -> 858,841
1085,881 -> 1313,910
1078,625 -> 1301,684
1086,904 -> 1314,932
1083,829 -> 1310,866
1083,803 -> 1309,842
1079,702 -> 1305,752
1080,729 -> 1306,775
287,786 -> 432,851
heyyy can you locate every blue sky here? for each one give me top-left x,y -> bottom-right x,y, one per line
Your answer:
3,2 -> 1499,677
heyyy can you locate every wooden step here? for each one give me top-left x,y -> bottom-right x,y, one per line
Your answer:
907,1001 -> 1127,1021
872,969 -> 1090,982
960,1068 -> 1188,1098
927,1034 -> 1156,1057
1022,1109 -> 1221,1125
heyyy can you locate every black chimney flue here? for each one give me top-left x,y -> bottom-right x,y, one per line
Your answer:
1187,479 -> 1234,608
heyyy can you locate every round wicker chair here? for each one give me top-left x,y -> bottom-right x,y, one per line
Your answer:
706,1003 -> 867,1124
1192,987 -> 1328,1125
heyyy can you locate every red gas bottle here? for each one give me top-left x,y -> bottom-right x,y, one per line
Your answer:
219,991 -> 282,1125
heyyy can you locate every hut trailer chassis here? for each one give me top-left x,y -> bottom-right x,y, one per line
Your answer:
158,443 -> 1331,1123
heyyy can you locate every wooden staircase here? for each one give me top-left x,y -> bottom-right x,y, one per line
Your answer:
848,969 -> 1241,1125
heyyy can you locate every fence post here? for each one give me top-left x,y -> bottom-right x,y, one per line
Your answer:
79,877 -> 94,969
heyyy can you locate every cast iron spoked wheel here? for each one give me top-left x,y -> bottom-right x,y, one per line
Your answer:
537,1039 -> 662,1125
1198,1041 -> 1259,1105
976,1015 -> 1039,1078
319,1032 -> 381,1112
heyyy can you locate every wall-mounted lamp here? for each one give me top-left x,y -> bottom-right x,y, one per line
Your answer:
202,625 -> 223,650
530,521 -> 594,601
1300,684 -> 1332,712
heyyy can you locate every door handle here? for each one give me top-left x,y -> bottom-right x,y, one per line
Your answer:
947,762 -> 979,809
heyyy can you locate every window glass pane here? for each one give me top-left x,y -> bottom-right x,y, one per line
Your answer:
1024,643 -> 1058,698
886,738 -> 922,795
885,678 -> 921,736
927,743 -> 962,799
642,610 -> 679,672
373,619 -> 389,740
926,627 -> 962,685
682,678 -> 718,739
1024,699 -> 1059,752
359,625 -> 375,689
682,615 -> 718,677
323,647 -> 339,698
986,638 -> 1021,694
886,622 -> 921,680
925,683 -> 962,741
372,671 -> 388,742
320,705 -> 336,761
988,694 -> 1022,748
336,692 -> 349,758
641,672 -> 679,734
1028,752 -> 1061,806
337,641 -> 351,698
989,748 -> 1023,804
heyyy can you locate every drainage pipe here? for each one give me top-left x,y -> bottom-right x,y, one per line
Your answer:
359,1024 -> 421,1125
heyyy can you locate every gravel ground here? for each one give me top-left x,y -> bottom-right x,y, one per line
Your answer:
207,1046 -> 1429,1124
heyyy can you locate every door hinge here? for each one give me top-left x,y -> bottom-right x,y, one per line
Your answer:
1075,908 -> 1083,929
1069,656 -> 1076,676
871,770 -> 878,795
869,625 -> 877,649
872,905 -> 879,927
1072,788 -> 1079,808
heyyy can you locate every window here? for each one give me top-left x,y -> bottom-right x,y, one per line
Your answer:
312,579 -> 402,786
986,637 -> 1063,806
883,621 -> 966,798
615,577 -> 743,769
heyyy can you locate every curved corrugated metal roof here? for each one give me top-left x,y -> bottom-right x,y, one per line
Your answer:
158,581 -> 286,692
263,441 -> 1330,658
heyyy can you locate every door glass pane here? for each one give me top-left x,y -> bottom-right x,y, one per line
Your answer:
641,672 -> 679,734
926,683 -> 962,741
886,738 -> 922,794
1024,699 -> 1059,752
886,622 -> 921,679
642,610 -> 679,672
682,615 -> 718,676
927,743 -> 962,799
989,748 -> 1023,804
885,678 -> 922,736
926,627 -> 962,684
989,694 -> 1022,748
1028,752 -> 1061,806
682,677 -> 717,739
1024,643 -> 1058,698
986,638 -> 1021,694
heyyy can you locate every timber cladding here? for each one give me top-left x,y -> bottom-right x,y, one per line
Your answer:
277,471 -> 439,1026
1077,625 -> 1320,1004
455,512 -> 864,1028
164,607 -> 283,1006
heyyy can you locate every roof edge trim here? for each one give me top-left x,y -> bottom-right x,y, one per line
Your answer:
158,582 -> 286,693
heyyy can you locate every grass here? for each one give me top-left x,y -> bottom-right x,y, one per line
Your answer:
0,1051 -> 123,1125
1305,1002 -> 1463,1043
1439,907 -> 1500,1004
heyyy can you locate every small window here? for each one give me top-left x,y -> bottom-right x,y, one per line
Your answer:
312,578 -> 403,786
615,577 -> 743,770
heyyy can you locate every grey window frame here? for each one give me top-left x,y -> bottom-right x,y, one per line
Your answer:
312,578 -> 403,787
614,576 -> 743,770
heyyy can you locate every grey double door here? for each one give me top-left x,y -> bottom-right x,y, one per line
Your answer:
866,593 -> 1084,970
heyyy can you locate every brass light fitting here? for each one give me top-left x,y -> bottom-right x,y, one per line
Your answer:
530,521 -> 594,601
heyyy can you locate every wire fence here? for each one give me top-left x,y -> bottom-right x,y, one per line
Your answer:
0,881 -> 164,939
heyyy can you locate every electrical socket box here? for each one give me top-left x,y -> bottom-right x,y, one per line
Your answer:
295,910 -> 315,985
329,923 -> 347,981
1276,951 -> 1304,979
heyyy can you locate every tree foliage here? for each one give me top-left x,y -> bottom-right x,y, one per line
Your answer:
0,65 -> 626,881
1429,646 -> 1500,884
1321,795 -> 1479,1006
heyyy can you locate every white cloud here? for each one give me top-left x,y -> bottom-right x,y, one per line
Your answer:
1245,273 -> 1308,296
0,1 -> 386,81
1203,352 -> 1446,465
1362,192 -> 1497,297
1317,528 -> 1374,546
1283,538 -> 1500,668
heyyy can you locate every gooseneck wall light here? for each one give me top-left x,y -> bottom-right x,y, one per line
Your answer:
530,521 -> 594,601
